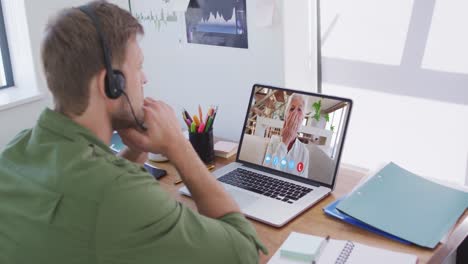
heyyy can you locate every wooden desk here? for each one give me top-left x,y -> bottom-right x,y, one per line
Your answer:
150,157 -> 468,264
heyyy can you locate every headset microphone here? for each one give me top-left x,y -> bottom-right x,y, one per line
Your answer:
78,5 -> 146,131
121,91 -> 147,131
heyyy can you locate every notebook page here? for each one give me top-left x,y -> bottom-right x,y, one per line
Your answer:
346,242 -> 417,264
316,240 -> 417,264
315,240 -> 348,263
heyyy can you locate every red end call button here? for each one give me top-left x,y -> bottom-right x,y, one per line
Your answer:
297,162 -> 304,172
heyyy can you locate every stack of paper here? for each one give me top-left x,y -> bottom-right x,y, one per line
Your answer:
331,162 -> 468,248
214,141 -> 238,158
279,232 -> 324,262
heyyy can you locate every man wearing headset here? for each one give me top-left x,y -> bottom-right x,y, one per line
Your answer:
0,1 -> 266,263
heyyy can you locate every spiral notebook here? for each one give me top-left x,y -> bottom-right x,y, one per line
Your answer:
268,234 -> 417,264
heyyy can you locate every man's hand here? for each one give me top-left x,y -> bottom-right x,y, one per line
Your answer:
119,98 -> 242,219
117,126 -> 149,165
117,98 -> 185,158
282,111 -> 301,145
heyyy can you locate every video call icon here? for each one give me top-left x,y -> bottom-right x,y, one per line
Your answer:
273,156 -> 279,166
288,160 -> 295,170
280,158 -> 287,168
297,162 -> 304,172
264,154 -> 271,164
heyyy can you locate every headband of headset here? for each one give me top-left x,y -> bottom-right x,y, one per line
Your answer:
78,5 -> 124,99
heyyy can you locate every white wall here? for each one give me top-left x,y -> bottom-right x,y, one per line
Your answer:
1,0 -> 319,147
283,0 -> 318,92
132,0 -> 318,141
133,0 -> 285,142
0,0 -> 128,147
321,0 -> 468,184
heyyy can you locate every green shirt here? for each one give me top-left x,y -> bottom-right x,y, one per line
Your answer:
0,108 -> 266,264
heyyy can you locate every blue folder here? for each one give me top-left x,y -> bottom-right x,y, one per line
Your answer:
323,198 -> 411,244
336,162 -> 468,248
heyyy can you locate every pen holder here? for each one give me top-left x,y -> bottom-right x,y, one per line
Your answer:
189,129 -> 215,165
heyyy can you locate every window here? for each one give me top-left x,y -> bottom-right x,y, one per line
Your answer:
0,1 -> 13,89
0,0 -> 44,111
320,0 -> 468,184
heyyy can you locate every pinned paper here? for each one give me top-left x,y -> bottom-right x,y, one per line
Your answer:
256,0 -> 275,27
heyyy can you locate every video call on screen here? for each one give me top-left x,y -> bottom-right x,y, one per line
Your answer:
238,86 -> 350,185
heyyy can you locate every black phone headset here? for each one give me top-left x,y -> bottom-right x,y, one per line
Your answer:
78,5 -> 146,130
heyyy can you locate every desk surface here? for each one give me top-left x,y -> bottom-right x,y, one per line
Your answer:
151,156 -> 468,264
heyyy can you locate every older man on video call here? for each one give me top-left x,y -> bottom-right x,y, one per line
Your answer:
263,93 -> 310,177
0,1 -> 266,263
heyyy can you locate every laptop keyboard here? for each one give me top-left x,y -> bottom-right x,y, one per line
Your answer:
218,168 -> 313,204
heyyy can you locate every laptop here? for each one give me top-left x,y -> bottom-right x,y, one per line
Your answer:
180,84 -> 352,227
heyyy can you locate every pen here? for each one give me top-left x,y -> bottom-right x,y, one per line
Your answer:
183,109 -> 193,123
204,107 -> 212,124
193,115 -> 200,126
312,235 -> 330,264
207,106 -> 213,116
198,105 -> 203,123
182,112 -> 188,128
184,118 -> 191,128
197,122 -> 205,133
211,105 -> 218,123
190,122 -> 196,133
174,176 -> 183,185
205,116 -> 213,132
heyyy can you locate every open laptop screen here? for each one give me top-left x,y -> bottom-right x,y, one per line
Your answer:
237,84 -> 352,188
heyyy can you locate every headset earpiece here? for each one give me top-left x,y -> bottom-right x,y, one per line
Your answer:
105,70 -> 125,99
113,70 -> 126,91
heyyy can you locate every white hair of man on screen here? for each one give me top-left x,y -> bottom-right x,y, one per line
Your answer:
283,93 -> 308,122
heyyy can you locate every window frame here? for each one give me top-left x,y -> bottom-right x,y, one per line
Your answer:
0,0 -> 14,89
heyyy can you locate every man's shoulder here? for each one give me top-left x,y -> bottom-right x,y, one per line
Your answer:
0,125 -> 151,201
1,128 -> 32,152
295,139 -> 309,155
57,141 -> 152,197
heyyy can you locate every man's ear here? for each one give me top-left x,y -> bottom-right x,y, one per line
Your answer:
96,69 -> 108,99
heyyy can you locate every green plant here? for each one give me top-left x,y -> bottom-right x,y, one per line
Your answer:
312,100 -> 330,122
312,100 -> 322,121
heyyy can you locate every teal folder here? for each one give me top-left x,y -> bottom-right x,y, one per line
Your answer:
336,162 -> 468,248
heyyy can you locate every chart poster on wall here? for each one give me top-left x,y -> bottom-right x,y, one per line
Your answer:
129,0 -> 182,32
185,0 -> 248,49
